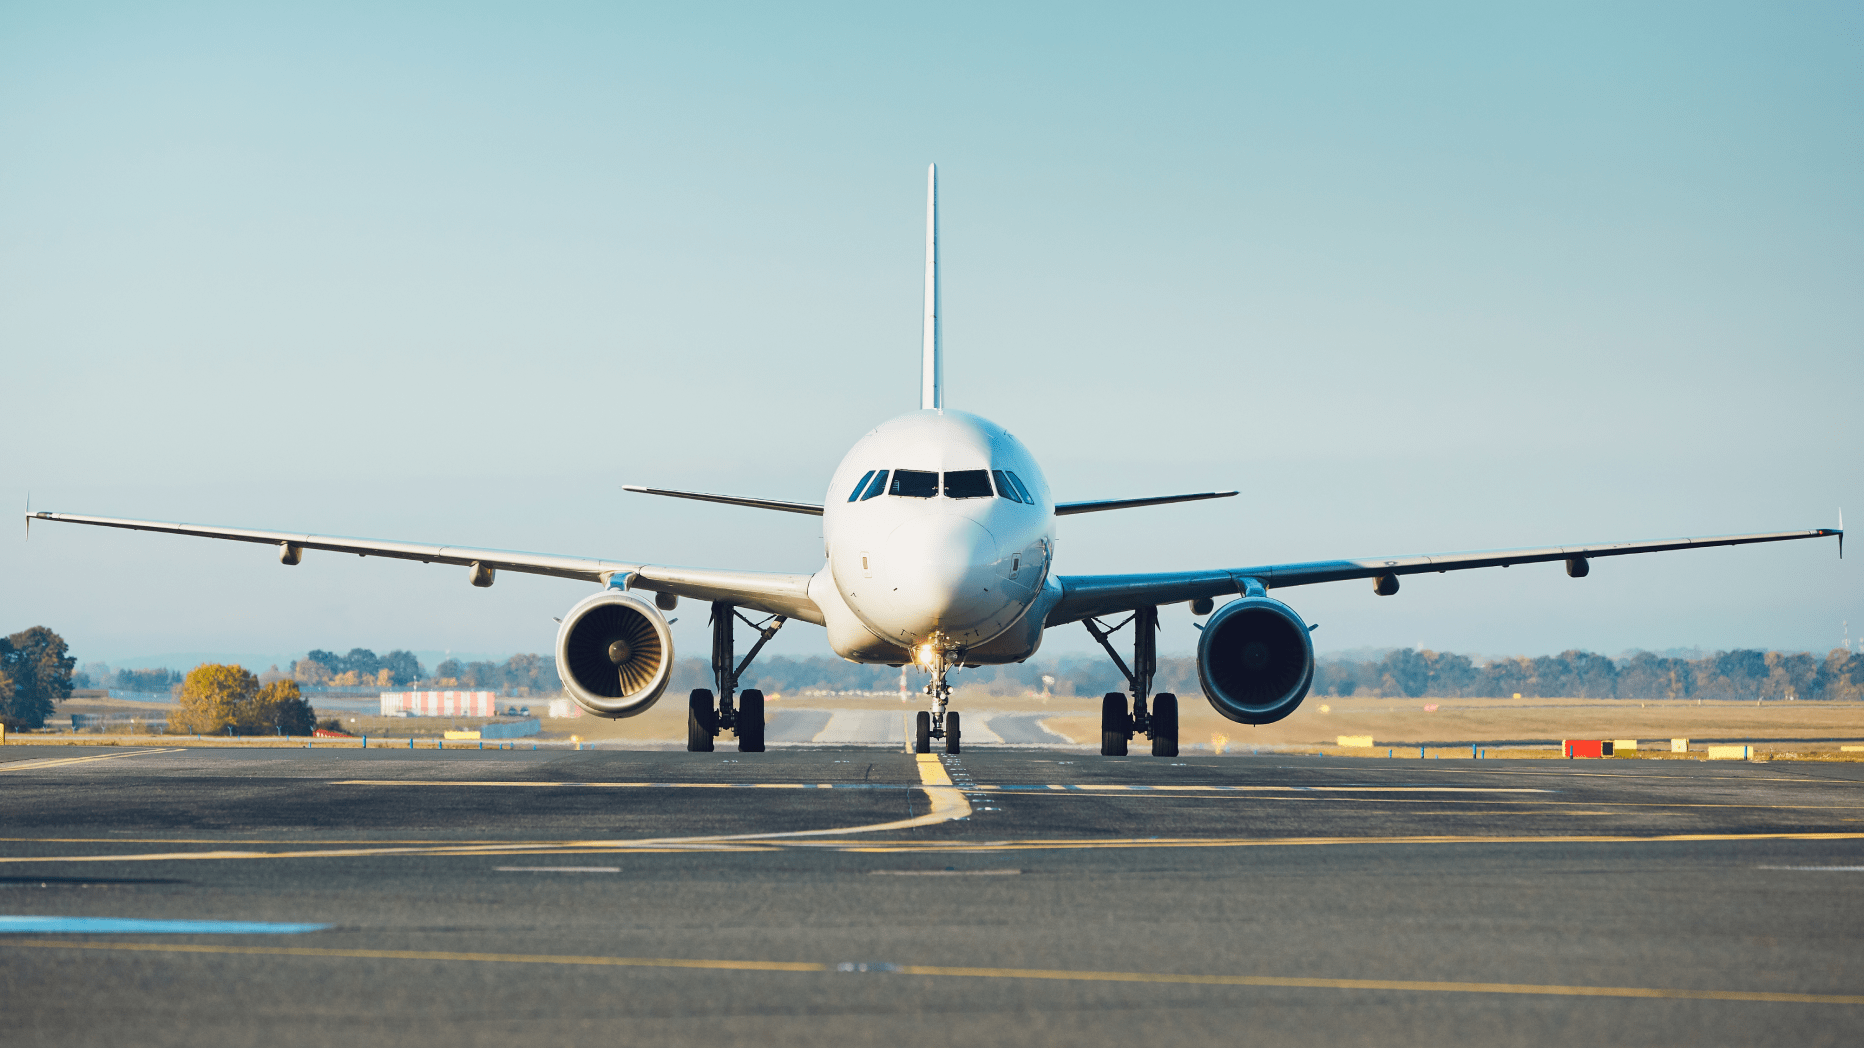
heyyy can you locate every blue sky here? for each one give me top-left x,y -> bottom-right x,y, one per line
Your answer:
3,2 -> 1858,669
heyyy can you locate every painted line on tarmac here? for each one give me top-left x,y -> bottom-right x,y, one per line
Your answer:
0,916 -> 327,934
0,748 -> 184,772
0,758 -> 970,866
328,781 -> 905,789
8,829 -> 1860,866
820,831 -> 1864,853
0,939 -> 1857,1006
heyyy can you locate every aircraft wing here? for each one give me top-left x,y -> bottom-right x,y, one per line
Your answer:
1044,527 -> 1842,626
25,511 -> 823,624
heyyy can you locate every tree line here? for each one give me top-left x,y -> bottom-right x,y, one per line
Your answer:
1310,647 -> 1864,701
74,664 -> 183,692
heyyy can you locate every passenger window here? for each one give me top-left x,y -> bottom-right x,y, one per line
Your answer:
943,470 -> 993,499
1005,471 -> 1035,504
991,470 -> 1021,503
847,470 -> 875,502
889,469 -> 938,498
860,470 -> 889,501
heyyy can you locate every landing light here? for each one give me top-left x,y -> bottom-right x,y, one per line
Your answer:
914,644 -> 935,667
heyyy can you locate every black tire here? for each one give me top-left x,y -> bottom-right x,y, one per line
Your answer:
945,711 -> 961,754
1150,693 -> 1179,757
737,689 -> 765,752
1100,692 -> 1129,756
915,710 -> 932,754
687,689 -> 716,752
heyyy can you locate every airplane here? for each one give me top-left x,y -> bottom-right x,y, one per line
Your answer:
26,165 -> 1844,757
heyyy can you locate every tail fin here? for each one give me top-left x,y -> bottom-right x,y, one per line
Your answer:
921,163 -> 942,411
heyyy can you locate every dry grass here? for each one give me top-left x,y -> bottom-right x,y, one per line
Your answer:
16,691 -> 1862,758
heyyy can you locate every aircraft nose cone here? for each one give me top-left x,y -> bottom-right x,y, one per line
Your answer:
883,515 -> 1001,632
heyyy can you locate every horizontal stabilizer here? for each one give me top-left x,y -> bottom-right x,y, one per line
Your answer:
622,486 -> 823,517
1055,491 -> 1238,516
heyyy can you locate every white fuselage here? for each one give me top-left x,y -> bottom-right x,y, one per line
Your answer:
806,410 -> 1058,667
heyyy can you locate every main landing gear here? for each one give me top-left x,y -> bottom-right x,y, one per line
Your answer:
687,602 -> 786,753
1083,605 -> 1178,758
912,640 -> 962,755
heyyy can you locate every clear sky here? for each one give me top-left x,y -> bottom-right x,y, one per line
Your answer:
3,2 -> 1858,670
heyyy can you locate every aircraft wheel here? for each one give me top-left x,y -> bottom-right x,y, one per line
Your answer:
737,689 -> 766,752
945,711 -> 961,754
1100,692 -> 1129,756
915,711 -> 932,754
1150,693 -> 1179,757
687,689 -> 716,752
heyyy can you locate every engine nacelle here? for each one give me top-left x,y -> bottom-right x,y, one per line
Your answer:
1196,596 -> 1315,725
553,590 -> 675,719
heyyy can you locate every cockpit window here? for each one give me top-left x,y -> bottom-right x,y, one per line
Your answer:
847,470 -> 875,502
943,470 -> 993,499
889,469 -> 938,498
1005,471 -> 1035,504
991,470 -> 1021,503
860,470 -> 889,500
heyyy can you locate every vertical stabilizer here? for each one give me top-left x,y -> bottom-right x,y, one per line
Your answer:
921,163 -> 942,411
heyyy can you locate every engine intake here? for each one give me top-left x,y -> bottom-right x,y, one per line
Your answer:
1196,596 -> 1315,725
554,590 -> 675,718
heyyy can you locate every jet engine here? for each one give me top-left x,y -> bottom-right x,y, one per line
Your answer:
1196,596 -> 1315,725
554,590 -> 675,718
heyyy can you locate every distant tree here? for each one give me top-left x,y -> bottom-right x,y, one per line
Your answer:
1,627 -> 77,729
247,680 -> 315,735
292,659 -> 333,685
434,658 -> 463,684
78,661 -> 111,689
343,649 -> 381,677
174,664 -> 259,735
381,650 -> 424,685
1376,649 -> 1432,698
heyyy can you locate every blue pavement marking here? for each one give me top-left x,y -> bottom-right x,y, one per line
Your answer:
0,916 -> 330,934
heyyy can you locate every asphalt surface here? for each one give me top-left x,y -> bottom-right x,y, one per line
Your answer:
2,743 -> 1861,1047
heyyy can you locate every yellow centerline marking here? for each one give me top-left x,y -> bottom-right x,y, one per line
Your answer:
0,940 -> 1856,1005
3,830 -> 1859,864
0,748 -> 183,772
0,759 -> 972,865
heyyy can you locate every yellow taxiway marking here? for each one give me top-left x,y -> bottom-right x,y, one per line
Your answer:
2,830 -> 1859,865
0,748 -> 183,772
1,940 -> 1857,1006
0,760 -> 971,865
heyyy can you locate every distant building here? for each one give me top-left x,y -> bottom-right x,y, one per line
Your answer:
379,691 -> 497,717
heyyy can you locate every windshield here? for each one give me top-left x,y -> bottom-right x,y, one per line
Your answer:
991,470 -> 1021,503
1004,471 -> 1035,504
889,469 -> 939,498
943,470 -> 993,499
846,470 -> 875,502
860,470 -> 889,500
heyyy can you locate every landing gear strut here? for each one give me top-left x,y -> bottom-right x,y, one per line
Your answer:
686,602 -> 785,753
1083,605 -> 1178,757
913,640 -> 962,755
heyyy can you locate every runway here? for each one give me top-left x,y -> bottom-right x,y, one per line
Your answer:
1,744 -> 1860,1047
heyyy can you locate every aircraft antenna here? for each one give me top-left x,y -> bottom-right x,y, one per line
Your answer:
921,163 -> 942,411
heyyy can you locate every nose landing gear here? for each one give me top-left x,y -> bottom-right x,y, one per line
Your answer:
913,640 -> 962,754
1083,605 -> 1178,757
686,601 -> 785,753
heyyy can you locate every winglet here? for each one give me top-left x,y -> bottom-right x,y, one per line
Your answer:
921,162 -> 942,412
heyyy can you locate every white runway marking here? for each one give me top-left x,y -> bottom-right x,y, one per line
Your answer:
0,748 -> 183,772
496,866 -> 622,873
